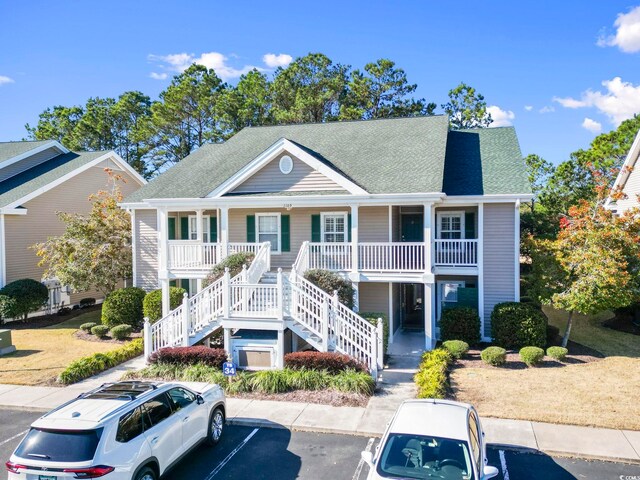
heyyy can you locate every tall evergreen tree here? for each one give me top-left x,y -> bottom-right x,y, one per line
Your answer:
442,82 -> 492,129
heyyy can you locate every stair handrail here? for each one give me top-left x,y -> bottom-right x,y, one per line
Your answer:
246,241 -> 271,284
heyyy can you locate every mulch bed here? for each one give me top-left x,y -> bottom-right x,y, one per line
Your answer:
74,329 -> 142,344
231,389 -> 370,407
3,305 -> 102,330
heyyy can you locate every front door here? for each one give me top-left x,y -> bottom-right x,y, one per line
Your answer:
401,283 -> 424,330
401,214 -> 424,242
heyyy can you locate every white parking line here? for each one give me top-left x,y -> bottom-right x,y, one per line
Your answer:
0,430 -> 28,447
499,449 -> 510,480
203,428 -> 259,480
352,437 -> 375,480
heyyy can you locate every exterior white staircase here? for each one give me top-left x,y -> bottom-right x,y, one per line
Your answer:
144,242 -> 384,378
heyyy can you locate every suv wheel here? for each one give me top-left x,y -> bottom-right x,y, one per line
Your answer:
135,466 -> 156,480
206,407 -> 224,446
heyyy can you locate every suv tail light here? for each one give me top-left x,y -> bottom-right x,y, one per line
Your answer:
63,466 -> 115,478
6,461 -> 27,473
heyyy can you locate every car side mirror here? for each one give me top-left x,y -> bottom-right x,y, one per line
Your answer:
196,395 -> 205,405
361,451 -> 373,468
482,465 -> 499,479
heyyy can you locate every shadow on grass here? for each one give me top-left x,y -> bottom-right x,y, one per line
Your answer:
0,349 -> 42,359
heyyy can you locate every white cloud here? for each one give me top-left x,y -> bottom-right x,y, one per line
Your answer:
149,72 -> 168,80
0,75 -> 14,86
263,53 -> 293,68
553,77 -> 640,125
539,105 -> 555,114
524,105 -> 533,111
582,117 -> 603,134
148,52 -> 263,81
487,105 -> 515,127
597,6 -> 640,53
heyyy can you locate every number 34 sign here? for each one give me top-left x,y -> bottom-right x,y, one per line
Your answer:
222,362 -> 237,376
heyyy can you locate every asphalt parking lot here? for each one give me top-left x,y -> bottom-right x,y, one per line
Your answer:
1,408 -> 639,480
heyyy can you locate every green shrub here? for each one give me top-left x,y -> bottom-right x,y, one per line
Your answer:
439,307 -> 481,346
250,369 -> 292,394
289,368 -> 330,391
546,346 -> 568,361
304,269 -> 354,308
0,279 -> 48,322
414,349 -> 452,399
80,322 -> 97,333
204,252 -> 255,286
142,287 -> 187,323
58,339 -> 143,384
491,302 -> 547,349
110,324 -> 132,340
91,325 -> 110,337
359,312 -> 389,356
101,287 -> 146,328
330,369 -> 375,396
481,346 -> 507,366
442,340 -> 469,359
519,346 -> 545,366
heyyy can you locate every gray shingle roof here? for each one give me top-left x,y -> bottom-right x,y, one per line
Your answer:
0,140 -> 54,163
0,150 -> 107,208
124,116 -> 531,203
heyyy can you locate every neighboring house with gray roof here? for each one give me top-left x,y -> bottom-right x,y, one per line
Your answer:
0,140 -> 146,313
607,128 -> 640,214
121,115 -> 531,371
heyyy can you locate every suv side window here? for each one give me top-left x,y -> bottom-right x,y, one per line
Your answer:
142,393 -> 174,429
167,387 -> 197,411
468,412 -> 482,471
116,406 -> 145,443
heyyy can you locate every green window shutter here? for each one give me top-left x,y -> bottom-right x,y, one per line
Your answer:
180,217 -> 189,240
210,217 -> 218,243
465,212 -> 476,239
168,217 -> 176,240
180,279 -> 190,293
347,214 -> 352,242
247,215 -> 256,243
281,215 -> 290,252
311,214 -> 321,242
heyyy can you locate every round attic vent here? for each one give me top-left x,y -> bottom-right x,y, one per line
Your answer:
279,155 -> 293,174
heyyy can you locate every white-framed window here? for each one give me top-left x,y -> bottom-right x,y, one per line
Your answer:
321,212 -> 348,243
188,215 -> 210,242
256,213 -> 281,253
437,281 -> 465,320
439,212 -> 464,239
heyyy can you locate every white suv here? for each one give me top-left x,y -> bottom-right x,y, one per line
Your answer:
6,381 -> 225,480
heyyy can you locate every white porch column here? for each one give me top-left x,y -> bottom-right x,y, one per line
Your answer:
388,283 -> 394,344
220,207 -> 229,257
276,329 -> 285,368
423,203 -> 434,274
157,208 -> 169,277
196,209 -> 203,242
223,328 -> 232,356
388,205 -> 393,242
478,203 -> 485,340
350,204 -> 359,274
424,282 -> 436,350
514,200 -> 521,301
160,278 -> 170,317
196,278 -> 203,293
0,214 -> 6,288
352,282 -> 360,313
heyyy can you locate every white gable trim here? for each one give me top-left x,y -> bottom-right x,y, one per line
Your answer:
207,138 -> 368,197
607,129 -> 640,209
0,140 -> 69,172
4,152 -> 147,210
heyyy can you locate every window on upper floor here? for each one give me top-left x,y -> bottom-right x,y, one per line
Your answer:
188,215 -> 210,242
322,213 -> 347,243
439,213 -> 464,239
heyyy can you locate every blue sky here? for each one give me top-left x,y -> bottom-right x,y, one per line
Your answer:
1,0 -> 639,165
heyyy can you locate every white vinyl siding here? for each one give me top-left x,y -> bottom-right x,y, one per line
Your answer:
617,165 -> 640,212
483,203 -> 517,337
359,282 -> 390,314
134,209 -> 159,291
360,206 -> 390,242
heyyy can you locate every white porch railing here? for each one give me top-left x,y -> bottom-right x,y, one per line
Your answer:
168,242 -> 262,270
307,243 -> 352,271
433,239 -> 478,267
358,242 -> 425,272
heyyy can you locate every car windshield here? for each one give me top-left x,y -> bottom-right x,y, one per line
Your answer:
376,433 -> 474,480
14,428 -> 102,462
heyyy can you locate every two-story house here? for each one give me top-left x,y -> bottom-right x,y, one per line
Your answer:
121,115 -> 531,376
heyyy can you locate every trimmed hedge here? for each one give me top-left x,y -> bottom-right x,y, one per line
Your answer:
547,346 -> 568,361
149,346 -> 228,369
414,349 -> 452,399
491,302 -> 547,349
91,325 -> 110,337
519,346 -> 545,366
0,279 -> 48,322
359,312 -> 389,356
143,287 -> 187,323
101,287 -> 146,328
80,322 -> 97,333
481,346 -> 506,366
442,340 -> 469,359
204,252 -> 255,286
303,269 -> 354,309
439,307 -> 481,346
58,339 -> 144,384
284,351 -> 367,374
110,324 -> 132,340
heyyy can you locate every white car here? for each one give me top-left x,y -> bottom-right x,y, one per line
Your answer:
361,399 -> 499,480
6,381 -> 225,480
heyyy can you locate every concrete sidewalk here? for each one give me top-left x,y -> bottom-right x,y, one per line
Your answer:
0,353 -> 638,464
